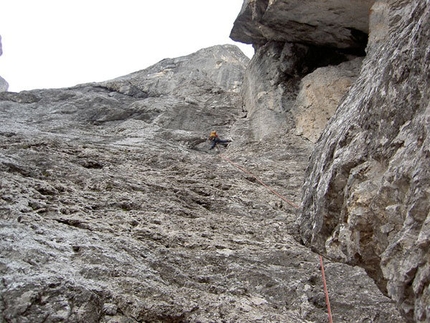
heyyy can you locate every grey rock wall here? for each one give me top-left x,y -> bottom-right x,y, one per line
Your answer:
231,0 -> 429,322
0,44 -> 404,322
239,41 -> 361,142
2,0 -> 426,320
299,1 -> 430,322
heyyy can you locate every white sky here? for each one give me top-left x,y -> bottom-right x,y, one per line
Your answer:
0,0 -> 253,92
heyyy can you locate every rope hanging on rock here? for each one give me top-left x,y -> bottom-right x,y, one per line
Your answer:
219,153 -> 333,322
320,255 -> 333,323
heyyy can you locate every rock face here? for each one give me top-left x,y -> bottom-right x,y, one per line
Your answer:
0,45 -> 404,322
294,58 -> 363,143
297,1 -> 429,322
231,0 -> 429,322
239,41 -> 363,142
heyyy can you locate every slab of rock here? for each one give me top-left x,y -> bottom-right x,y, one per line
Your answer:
294,58 -> 363,143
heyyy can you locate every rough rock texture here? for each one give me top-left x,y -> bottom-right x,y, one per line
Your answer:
231,0 -> 429,322
0,35 -> 9,92
0,45 -> 404,322
298,1 -> 430,322
293,58 -> 363,143
230,0 -> 375,49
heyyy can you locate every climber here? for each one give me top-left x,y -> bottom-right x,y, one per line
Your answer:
208,131 -> 231,150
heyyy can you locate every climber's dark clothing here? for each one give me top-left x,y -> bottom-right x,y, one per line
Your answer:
208,131 -> 231,150
209,138 -> 230,150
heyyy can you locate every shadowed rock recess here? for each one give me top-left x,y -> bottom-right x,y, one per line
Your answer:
0,1 -> 427,323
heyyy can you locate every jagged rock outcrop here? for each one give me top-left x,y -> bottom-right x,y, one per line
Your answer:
0,35 -> 9,92
297,1 -> 429,322
0,44 -> 404,322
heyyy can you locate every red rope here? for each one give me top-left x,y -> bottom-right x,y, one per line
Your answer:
219,153 -> 333,321
320,255 -> 333,323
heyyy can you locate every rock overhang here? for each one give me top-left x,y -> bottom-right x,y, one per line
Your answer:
230,0 -> 376,51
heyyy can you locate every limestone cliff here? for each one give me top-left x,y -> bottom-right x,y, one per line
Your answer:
299,1 -> 430,321
0,43 -> 403,323
231,0 -> 429,322
231,0 -> 370,142
1,0 -> 428,321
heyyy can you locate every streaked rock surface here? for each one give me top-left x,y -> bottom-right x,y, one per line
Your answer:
299,1 -> 430,322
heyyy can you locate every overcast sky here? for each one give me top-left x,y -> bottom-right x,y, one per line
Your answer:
0,0 -> 254,92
